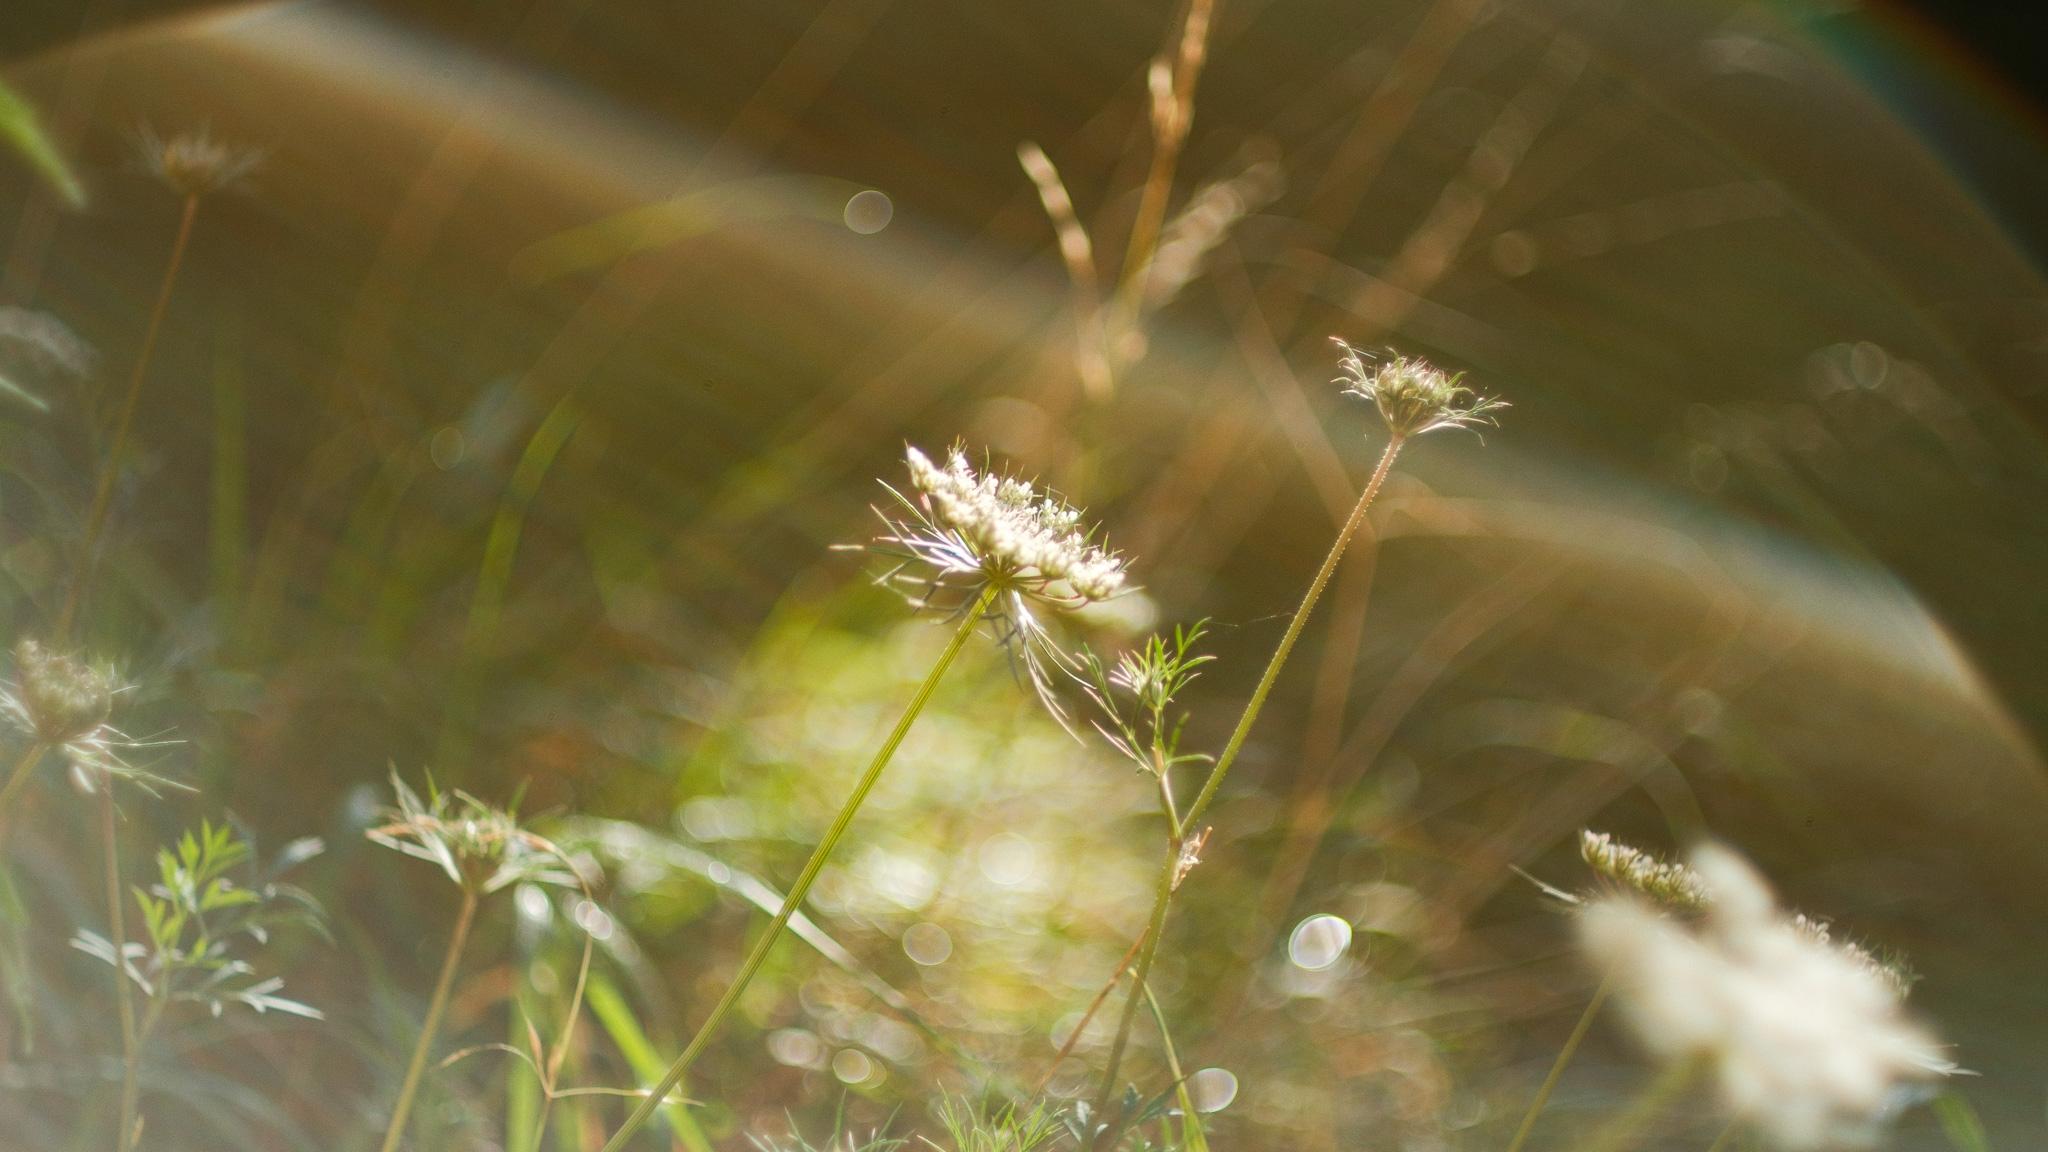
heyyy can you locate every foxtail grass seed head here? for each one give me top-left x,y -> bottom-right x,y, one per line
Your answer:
1333,338 -> 1506,439
138,125 -> 262,198
1580,843 -> 1951,1150
1580,830 -> 1711,914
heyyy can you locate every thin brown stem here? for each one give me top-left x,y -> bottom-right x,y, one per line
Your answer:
59,193 -> 201,640
1031,925 -> 1150,1098
101,781 -> 138,1152
380,884 -> 481,1152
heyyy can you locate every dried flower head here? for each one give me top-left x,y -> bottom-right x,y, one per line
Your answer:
137,125 -> 262,198
1580,844 -> 1951,1149
367,772 -> 581,895
1580,830 -> 1712,914
6,638 -> 114,748
865,445 -> 1127,722
1333,338 -> 1505,439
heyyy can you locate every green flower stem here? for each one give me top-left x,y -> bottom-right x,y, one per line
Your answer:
379,883 -> 481,1152
58,193 -> 200,642
1506,975 -> 1613,1152
102,781 -> 138,1152
1089,435 -> 1404,1144
599,585 -> 996,1152
1181,432 -> 1402,833
0,742 -> 49,839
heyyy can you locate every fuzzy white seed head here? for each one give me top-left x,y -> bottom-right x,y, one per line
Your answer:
1333,338 -> 1506,439
1580,844 -> 1950,1150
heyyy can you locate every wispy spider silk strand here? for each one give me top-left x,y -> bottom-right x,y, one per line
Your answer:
378,883 -> 482,1152
599,584 -> 998,1152
1090,433 -> 1404,1135
58,193 -> 201,641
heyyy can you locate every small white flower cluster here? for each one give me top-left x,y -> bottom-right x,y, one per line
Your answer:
1580,844 -> 1948,1150
901,446 -> 1124,604
1580,830 -> 1712,913
1333,338 -> 1506,439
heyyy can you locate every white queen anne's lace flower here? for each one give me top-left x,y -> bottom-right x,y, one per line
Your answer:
1580,844 -> 1949,1150
896,446 -> 1125,603
865,445 -> 1127,724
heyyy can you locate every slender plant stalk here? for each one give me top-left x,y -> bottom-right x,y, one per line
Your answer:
379,884 -> 481,1152
1705,1119 -> 1740,1152
530,930 -> 596,1149
599,586 -> 996,1152
1089,435 -> 1404,1142
58,193 -> 201,641
0,742 -> 49,839
1031,925 -> 1149,1098
1505,975 -> 1613,1152
102,782 -> 139,1152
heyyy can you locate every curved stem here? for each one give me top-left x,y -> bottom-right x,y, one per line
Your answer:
379,884 -> 481,1152
101,782 -> 138,1152
0,742 -> 50,843
1089,436 -> 1403,1147
598,586 -> 995,1152
1505,975 -> 1612,1152
59,193 -> 201,641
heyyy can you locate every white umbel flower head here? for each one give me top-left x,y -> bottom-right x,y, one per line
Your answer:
1580,844 -> 1949,1150
865,445 -> 1127,724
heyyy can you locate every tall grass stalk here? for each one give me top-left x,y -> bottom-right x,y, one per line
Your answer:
101,782 -> 139,1151
1505,975 -> 1612,1152
379,884 -> 480,1152
58,194 -> 201,641
1089,435 -> 1403,1137
599,584 -> 997,1152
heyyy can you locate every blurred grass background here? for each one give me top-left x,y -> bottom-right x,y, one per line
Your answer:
2,0 -> 2047,1148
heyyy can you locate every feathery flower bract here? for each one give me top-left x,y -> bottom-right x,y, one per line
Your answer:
1333,338 -> 1505,439
1580,843 -> 1950,1149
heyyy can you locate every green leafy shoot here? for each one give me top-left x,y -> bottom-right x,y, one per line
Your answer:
1078,621 -> 1214,782
72,819 -> 325,1019
928,1096 -> 1063,1152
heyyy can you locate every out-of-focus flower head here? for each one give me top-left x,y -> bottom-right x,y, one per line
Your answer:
137,125 -> 262,198
1333,338 -> 1505,439
1579,843 -> 1952,1149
